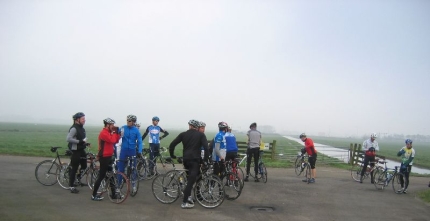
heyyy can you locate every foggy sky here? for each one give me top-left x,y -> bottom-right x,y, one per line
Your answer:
1,0 -> 429,137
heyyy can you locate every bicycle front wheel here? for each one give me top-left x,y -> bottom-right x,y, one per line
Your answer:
86,167 -> 99,190
350,164 -> 363,182
57,163 -> 70,189
35,160 -> 59,186
151,174 -> 180,204
194,174 -> 225,209
130,168 -> 140,197
259,163 -> 268,183
392,173 -> 406,194
294,157 -> 304,176
107,172 -> 129,204
373,169 -> 385,190
223,172 -> 243,200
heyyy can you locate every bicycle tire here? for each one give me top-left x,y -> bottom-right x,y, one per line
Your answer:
107,172 -> 129,204
235,166 -> 245,187
350,164 -> 363,182
57,163 -> 70,189
248,161 -> 255,178
164,170 -> 187,194
392,172 -> 405,194
152,174 -> 180,204
87,167 -> 99,190
294,156 -> 304,176
223,172 -> 243,200
194,174 -> 225,209
259,163 -> 268,183
373,168 -> 385,190
130,168 -> 140,197
35,160 -> 59,186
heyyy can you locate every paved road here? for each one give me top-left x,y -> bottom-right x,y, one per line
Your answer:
1,155 -> 429,221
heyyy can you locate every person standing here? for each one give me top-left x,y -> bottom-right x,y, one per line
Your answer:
198,121 -> 207,160
225,126 -> 238,162
66,112 -> 89,194
212,122 -> 228,177
169,119 -> 209,209
396,139 -> 415,193
245,122 -> 261,182
360,133 -> 379,183
299,133 -> 317,183
91,118 -> 121,201
117,115 -> 143,185
141,116 -> 169,175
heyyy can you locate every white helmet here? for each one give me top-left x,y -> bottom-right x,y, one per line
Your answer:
370,133 -> 377,138
135,122 -> 141,127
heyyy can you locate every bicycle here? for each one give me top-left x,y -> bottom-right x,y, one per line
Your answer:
248,150 -> 268,183
294,153 -> 307,176
35,146 -> 69,186
137,147 -> 174,180
373,162 -> 405,193
152,157 -> 225,208
351,159 -> 383,182
57,149 -> 98,190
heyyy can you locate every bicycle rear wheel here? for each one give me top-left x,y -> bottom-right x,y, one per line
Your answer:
194,174 -> 225,208
259,163 -> 268,183
294,157 -> 304,176
57,163 -> 70,189
35,160 -> 59,186
152,174 -> 180,204
248,161 -> 255,178
392,173 -> 406,194
87,166 -> 99,190
130,168 -> 140,197
373,169 -> 386,190
350,164 -> 363,182
223,172 -> 243,200
107,172 -> 129,204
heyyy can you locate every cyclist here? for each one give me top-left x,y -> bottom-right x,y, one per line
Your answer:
141,116 -> 169,175
360,133 -> 379,183
66,112 -> 90,194
245,122 -> 261,182
169,119 -> 209,209
213,122 -> 228,177
91,118 -> 121,201
300,133 -> 317,183
117,115 -> 143,188
225,126 -> 238,163
396,139 -> 415,193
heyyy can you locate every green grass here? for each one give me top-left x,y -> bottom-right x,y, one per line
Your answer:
417,188 -> 430,203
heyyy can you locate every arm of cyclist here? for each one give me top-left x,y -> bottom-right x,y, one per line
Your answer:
141,126 -> 150,141
213,142 -> 224,161
66,127 -> 87,150
159,128 -> 169,140
136,130 -> 143,154
169,132 -> 184,158
201,134 -> 209,162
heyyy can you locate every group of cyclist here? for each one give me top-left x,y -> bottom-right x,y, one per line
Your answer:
359,133 -> 416,193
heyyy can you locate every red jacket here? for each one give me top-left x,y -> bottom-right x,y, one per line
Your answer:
304,138 -> 317,156
98,128 -> 121,158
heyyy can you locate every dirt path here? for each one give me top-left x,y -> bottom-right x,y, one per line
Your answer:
1,155 -> 429,221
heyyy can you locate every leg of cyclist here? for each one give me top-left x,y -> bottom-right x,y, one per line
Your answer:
252,148 -> 260,182
182,159 -> 199,208
149,143 -> 160,175
245,148 -> 252,182
403,165 -> 411,193
309,154 -> 317,183
69,150 -> 82,193
360,155 -> 373,183
92,157 -> 110,201
77,151 -> 87,183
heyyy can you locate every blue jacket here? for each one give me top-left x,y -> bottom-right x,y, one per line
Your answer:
120,125 -> 143,153
225,132 -> 238,152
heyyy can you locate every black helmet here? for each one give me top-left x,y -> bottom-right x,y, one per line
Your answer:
249,122 -> 257,129
299,133 -> 306,138
72,112 -> 85,120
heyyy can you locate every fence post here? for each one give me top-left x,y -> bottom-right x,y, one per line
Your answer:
271,140 -> 277,160
349,143 -> 353,165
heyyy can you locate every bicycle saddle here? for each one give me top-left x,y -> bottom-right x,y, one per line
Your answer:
50,146 -> 61,153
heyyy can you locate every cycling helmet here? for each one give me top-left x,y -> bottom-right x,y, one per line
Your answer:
405,139 -> 413,144
135,122 -> 141,127
249,122 -> 257,128
299,133 -> 306,138
152,116 -> 160,121
72,112 -> 85,120
127,114 -> 137,122
188,119 -> 200,128
103,118 -> 115,125
198,121 -> 206,127
370,133 -> 377,138
228,126 -> 232,130
218,121 -> 228,129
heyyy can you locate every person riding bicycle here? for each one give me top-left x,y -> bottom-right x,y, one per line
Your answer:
396,139 -> 415,193
300,133 -> 317,183
212,122 -> 228,178
91,118 -> 121,201
360,133 -> 379,183
245,122 -> 262,182
225,126 -> 238,163
117,115 -> 143,187
141,116 -> 169,175
66,112 -> 90,194
169,119 -> 209,209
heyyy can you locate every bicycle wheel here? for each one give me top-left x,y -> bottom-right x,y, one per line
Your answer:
234,166 -> 245,187
350,164 -> 363,182
130,168 -> 140,197
305,163 -> 311,184
152,174 -> 180,204
373,169 -> 385,190
294,157 -> 304,176
194,174 -> 225,209
223,172 -> 243,200
35,160 -> 59,186
57,163 -> 70,189
137,159 -> 149,180
248,161 -> 255,178
87,167 -> 99,190
107,172 -> 129,204
259,163 -> 268,183
392,173 -> 406,194
164,170 -> 187,194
